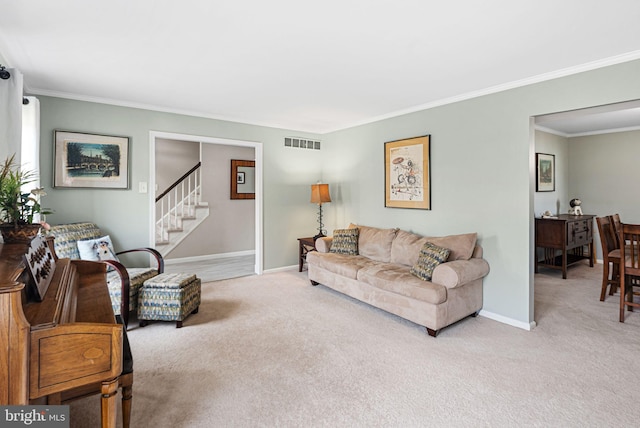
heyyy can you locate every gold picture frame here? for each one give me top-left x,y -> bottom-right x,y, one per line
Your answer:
385,135 -> 431,209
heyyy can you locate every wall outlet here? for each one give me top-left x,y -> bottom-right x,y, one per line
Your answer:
139,182 -> 148,193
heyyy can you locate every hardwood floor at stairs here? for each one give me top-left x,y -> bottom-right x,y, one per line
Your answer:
163,255 -> 255,282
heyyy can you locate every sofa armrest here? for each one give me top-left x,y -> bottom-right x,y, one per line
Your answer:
116,247 -> 165,274
102,259 -> 131,328
315,237 -> 333,253
431,258 -> 490,289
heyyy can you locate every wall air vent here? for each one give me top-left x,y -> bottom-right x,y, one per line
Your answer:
284,137 -> 321,150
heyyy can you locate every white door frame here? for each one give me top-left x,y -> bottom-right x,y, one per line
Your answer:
149,131 -> 263,275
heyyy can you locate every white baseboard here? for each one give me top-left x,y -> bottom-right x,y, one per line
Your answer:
479,310 -> 537,331
165,250 -> 255,265
263,265 -> 298,274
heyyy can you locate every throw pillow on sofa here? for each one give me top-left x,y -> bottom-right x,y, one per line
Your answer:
330,228 -> 359,255
77,235 -> 120,266
410,242 -> 451,281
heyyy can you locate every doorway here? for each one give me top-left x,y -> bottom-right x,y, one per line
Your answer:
148,131 -> 263,275
531,99 -> 640,324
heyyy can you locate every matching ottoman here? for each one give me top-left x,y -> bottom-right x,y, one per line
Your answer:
137,273 -> 201,328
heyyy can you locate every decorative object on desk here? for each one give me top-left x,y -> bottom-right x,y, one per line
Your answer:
385,135 -> 431,209
0,154 -> 53,243
310,182 -> 331,240
568,198 -> 583,215
54,130 -> 130,189
535,153 -> 555,192
541,210 -> 557,219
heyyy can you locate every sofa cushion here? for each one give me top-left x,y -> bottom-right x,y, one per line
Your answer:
424,233 -> 477,261
410,242 -> 451,281
357,264 -> 447,305
306,252 -> 377,280
107,267 -> 158,314
77,235 -> 120,262
329,228 -> 359,255
390,230 -> 428,266
357,225 -> 398,263
50,222 -> 102,259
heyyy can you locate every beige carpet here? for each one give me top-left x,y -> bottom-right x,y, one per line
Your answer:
70,264 -> 640,427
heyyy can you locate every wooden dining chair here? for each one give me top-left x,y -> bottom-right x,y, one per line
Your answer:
618,223 -> 640,322
596,216 -> 620,301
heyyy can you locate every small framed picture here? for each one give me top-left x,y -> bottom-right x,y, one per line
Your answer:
536,153 -> 555,192
237,172 -> 245,184
54,130 -> 130,189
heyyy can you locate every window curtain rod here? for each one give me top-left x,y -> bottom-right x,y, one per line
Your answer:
0,64 -> 10,80
1,64 -> 30,104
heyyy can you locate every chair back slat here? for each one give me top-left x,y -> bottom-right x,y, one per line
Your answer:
620,223 -> 640,275
596,216 -> 618,255
610,214 -> 622,248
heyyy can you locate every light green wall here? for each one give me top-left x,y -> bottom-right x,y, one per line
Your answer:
569,129 -> 640,259
38,96 -> 323,269
320,60 -> 640,326
37,59 -> 640,328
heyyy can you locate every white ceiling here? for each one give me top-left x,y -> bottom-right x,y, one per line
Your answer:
1,1 -> 640,134
535,100 -> 640,137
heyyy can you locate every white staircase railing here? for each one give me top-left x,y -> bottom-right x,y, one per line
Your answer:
156,163 -> 203,244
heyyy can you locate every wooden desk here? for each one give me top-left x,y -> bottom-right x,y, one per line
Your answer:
298,237 -> 316,272
535,214 -> 595,279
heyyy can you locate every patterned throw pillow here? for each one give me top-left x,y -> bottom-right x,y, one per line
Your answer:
410,242 -> 451,281
77,235 -> 120,266
329,228 -> 359,255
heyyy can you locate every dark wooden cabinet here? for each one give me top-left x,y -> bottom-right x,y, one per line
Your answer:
535,214 -> 595,279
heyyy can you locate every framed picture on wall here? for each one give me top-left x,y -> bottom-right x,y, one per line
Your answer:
384,135 -> 431,209
54,130 -> 130,189
536,153 -> 555,192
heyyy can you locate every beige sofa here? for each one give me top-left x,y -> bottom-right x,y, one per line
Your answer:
306,225 -> 490,337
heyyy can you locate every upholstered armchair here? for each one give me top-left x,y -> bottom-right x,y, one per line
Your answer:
47,222 -> 164,327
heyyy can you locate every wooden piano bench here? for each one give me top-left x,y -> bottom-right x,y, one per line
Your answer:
137,273 -> 201,328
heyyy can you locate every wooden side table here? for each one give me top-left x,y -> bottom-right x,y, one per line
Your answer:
535,214 -> 595,279
298,237 -> 316,272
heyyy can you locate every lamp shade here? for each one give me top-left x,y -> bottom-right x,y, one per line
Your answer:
310,183 -> 331,204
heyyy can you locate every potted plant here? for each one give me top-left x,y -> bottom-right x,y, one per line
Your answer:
0,154 -> 53,243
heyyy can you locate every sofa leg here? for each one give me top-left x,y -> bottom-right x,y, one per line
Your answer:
470,311 -> 480,317
310,280 -> 319,286
426,327 -> 439,337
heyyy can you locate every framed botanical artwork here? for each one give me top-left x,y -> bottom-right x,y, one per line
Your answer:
54,130 -> 130,189
536,153 -> 555,192
385,135 -> 431,209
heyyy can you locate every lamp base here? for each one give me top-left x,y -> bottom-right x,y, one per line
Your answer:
313,232 -> 326,241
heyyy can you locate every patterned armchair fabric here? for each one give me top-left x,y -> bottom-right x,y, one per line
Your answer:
48,222 -> 163,325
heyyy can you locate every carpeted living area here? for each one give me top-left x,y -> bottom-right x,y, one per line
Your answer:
70,264 -> 640,427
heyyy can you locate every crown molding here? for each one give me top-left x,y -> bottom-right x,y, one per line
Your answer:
324,50 -> 640,134
25,50 -> 640,135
